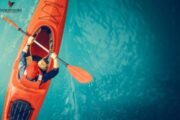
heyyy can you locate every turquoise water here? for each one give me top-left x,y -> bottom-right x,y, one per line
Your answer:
0,0 -> 179,120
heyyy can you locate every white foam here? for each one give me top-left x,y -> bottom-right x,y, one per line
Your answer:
0,15 -> 4,19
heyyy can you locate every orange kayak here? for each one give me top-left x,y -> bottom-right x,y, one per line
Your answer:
2,0 -> 68,119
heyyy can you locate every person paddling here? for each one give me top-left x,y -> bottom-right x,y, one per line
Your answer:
18,36 -> 59,83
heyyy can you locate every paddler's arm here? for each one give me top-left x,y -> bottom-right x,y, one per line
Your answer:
41,53 -> 59,83
22,36 -> 34,53
18,36 -> 34,79
21,36 -> 34,66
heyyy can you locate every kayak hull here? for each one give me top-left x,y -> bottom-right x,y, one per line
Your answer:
2,0 -> 68,119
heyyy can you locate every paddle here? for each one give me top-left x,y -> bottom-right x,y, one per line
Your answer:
0,15 -> 92,83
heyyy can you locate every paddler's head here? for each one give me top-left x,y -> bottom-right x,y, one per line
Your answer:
26,61 -> 39,81
38,59 -> 48,71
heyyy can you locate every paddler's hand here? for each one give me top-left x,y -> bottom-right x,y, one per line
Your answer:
23,36 -> 34,53
51,53 -> 57,59
27,36 -> 34,45
51,53 -> 58,68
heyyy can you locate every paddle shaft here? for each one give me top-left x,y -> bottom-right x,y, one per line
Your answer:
0,15 -> 69,66
1,15 -> 93,83
17,28 -> 69,67
18,28 -> 92,83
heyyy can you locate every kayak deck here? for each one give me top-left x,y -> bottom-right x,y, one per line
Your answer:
8,26 -> 52,119
2,0 -> 68,119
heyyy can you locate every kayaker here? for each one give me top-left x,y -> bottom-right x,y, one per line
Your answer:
18,36 -> 59,83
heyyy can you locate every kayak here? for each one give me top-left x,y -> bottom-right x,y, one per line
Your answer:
2,0 -> 68,120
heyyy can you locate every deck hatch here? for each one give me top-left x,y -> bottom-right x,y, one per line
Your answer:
9,100 -> 33,120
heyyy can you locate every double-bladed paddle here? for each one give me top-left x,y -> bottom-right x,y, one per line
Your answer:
0,15 -> 92,83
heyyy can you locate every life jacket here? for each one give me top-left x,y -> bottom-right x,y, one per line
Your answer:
20,61 -> 43,89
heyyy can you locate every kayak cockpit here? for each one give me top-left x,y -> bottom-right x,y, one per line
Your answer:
18,26 -> 53,87
30,26 -> 53,59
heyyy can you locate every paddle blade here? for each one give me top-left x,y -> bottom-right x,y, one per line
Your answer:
1,15 -> 19,29
67,65 -> 93,83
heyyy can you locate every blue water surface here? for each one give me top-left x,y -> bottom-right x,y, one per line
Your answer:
0,0 -> 179,120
